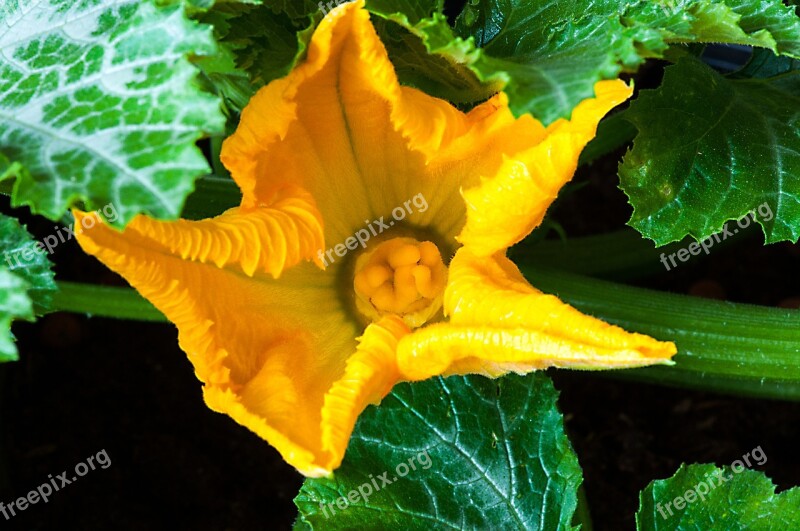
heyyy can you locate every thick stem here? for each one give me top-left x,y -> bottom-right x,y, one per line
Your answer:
51,282 -> 166,322
523,266 -> 800,401
511,225 -> 751,281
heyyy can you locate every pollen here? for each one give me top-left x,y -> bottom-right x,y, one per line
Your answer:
353,237 -> 448,328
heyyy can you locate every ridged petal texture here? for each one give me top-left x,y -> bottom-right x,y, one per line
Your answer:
74,0 -> 676,477
397,248 -> 676,380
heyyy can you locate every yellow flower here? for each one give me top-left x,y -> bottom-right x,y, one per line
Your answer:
75,1 -> 675,477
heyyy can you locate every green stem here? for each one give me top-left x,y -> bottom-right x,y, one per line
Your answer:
51,281 -> 166,322
52,265 -> 800,400
513,226 -> 752,281
512,229 -> 666,280
523,266 -> 800,401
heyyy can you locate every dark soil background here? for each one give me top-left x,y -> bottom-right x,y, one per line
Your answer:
3,10 -> 800,530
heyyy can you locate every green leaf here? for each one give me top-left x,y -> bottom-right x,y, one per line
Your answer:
369,12 -> 501,106
620,56 -> 800,245
0,215 -> 57,315
0,152 -> 25,196
365,0 -> 442,23
0,267 -> 33,363
735,46 -> 800,79
454,0 -> 800,123
0,0 -> 225,227
295,374 -> 582,529
192,11 -> 257,113
195,2 -> 315,112
263,0 -> 319,21
455,0 -> 633,124
225,7 -> 314,87
724,0 -> 800,58
0,210 -> 55,361
627,0 -> 800,58
637,463 -> 800,530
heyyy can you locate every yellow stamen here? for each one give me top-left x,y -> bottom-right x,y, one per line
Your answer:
353,237 -> 448,328
364,265 -> 392,288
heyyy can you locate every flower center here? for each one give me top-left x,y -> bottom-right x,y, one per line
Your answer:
353,237 -> 448,328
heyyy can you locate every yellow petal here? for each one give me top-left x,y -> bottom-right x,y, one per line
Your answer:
85,186 -> 324,279
397,248 -> 676,380
321,316 -> 410,467
222,0 -> 452,245
457,80 -> 633,256
74,209 -> 365,476
220,0 -> 547,248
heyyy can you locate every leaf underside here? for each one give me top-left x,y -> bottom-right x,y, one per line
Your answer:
0,0 -> 225,227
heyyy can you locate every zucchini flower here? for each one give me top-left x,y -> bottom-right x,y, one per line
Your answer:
75,1 -> 675,477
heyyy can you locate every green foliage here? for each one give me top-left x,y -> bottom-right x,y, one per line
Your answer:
198,0 -> 494,113
368,9 -> 501,106
454,0 -> 800,123
0,0 -> 225,227
194,1 -> 316,113
295,373 -> 582,529
0,215 -> 57,315
0,212 -> 55,362
263,0 -> 319,21
620,55 -> 800,245
724,0 -> 800,58
628,0 -> 800,57
454,0 -> 638,124
0,267 -> 31,362
637,463 -> 800,530
189,0 -> 800,126
366,0 -> 442,23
